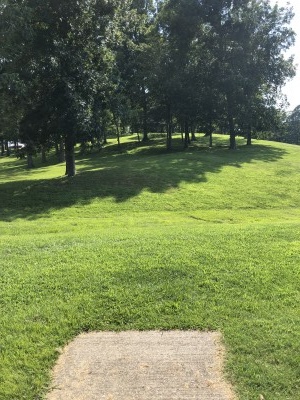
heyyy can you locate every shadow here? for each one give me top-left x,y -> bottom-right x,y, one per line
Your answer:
0,143 -> 287,221
0,158 -> 28,178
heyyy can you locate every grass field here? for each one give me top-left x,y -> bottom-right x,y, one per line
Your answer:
0,134 -> 299,399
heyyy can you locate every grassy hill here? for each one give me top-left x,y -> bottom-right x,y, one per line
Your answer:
0,134 -> 299,399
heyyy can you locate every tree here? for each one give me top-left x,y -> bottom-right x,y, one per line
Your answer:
153,0 -> 203,149
1,0 -> 114,175
107,0 -> 156,142
200,0 -> 295,149
285,105 -> 300,144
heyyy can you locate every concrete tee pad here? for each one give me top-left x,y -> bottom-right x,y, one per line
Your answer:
47,331 -> 237,400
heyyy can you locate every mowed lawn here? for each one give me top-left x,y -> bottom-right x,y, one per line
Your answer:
0,135 -> 299,400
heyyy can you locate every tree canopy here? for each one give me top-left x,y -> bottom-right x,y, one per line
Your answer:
0,0 -> 296,174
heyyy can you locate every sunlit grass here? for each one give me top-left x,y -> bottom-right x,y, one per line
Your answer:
0,134 -> 299,399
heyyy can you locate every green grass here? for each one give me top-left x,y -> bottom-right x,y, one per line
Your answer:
0,134 -> 299,399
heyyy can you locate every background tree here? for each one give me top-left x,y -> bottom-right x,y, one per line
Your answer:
1,0 -> 114,175
285,105 -> 300,144
0,0 -> 296,167
200,0 -> 295,149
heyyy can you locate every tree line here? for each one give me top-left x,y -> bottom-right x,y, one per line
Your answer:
0,0 -> 296,175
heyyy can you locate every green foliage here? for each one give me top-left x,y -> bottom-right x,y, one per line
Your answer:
0,136 -> 300,399
1,0 -> 115,173
0,0 -> 296,169
285,105 -> 300,144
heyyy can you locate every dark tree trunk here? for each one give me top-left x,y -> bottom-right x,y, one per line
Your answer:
5,141 -> 10,156
246,130 -> 252,145
228,114 -> 236,150
142,87 -> 148,142
166,124 -> 172,150
180,122 -> 184,142
56,137 -> 65,163
166,105 -> 172,150
102,128 -> 108,145
227,94 -> 236,150
191,124 -> 196,141
208,119 -> 213,147
27,153 -> 34,169
184,119 -> 190,148
59,137 -> 65,162
112,112 -> 121,148
121,123 -> 126,136
246,101 -> 253,146
1,140 -> 4,156
41,146 -> 47,163
116,122 -> 120,148
65,132 -> 76,177
26,140 -> 35,168
246,124 -> 252,145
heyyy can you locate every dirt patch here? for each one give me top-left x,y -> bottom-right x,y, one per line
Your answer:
47,330 -> 237,400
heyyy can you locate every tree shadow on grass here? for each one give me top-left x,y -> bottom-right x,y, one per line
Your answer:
0,143 -> 287,221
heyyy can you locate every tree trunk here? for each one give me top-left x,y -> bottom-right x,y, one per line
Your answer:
246,124 -> 252,145
184,119 -> 190,148
65,132 -> 76,177
142,87 -> 149,142
208,119 -> 213,147
102,127 -> 108,145
116,120 -> 121,148
166,105 -> 172,150
121,123 -> 126,136
191,124 -> 196,141
180,122 -> 184,142
246,101 -> 253,146
1,140 -> 4,156
27,153 -> 34,169
166,124 -> 172,150
5,141 -> 10,156
228,114 -> 236,150
247,122 -> 252,146
227,94 -> 236,150
41,146 -> 47,163
59,137 -> 65,162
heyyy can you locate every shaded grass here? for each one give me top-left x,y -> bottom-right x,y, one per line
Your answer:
0,135 -> 299,399
0,135 -> 298,220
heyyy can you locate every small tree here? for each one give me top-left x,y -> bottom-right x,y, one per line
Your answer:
286,106 -> 300,144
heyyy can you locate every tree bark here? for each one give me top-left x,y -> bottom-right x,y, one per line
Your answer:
184,119 -> 190,148
228,113 -> 236,150
142,85 -> 148,142
191,124 -> 196,141
59,137 -> 65,162
5,141 -> 10,156
41,146 -> 47,163
208,119 -> 213,147
116,121 -> 121,148
246,128 -> 252,145
166,105 -> 172,150
27,153 -> 34,169
65,132 -> 76,177
227,94 -> 236,150
209,133 -> 213,147
102,128 -> 108,145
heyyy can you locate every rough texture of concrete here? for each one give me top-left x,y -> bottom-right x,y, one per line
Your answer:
47,331 -> 237,400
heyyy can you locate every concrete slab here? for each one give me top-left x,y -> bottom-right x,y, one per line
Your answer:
47,331 -> 237,400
